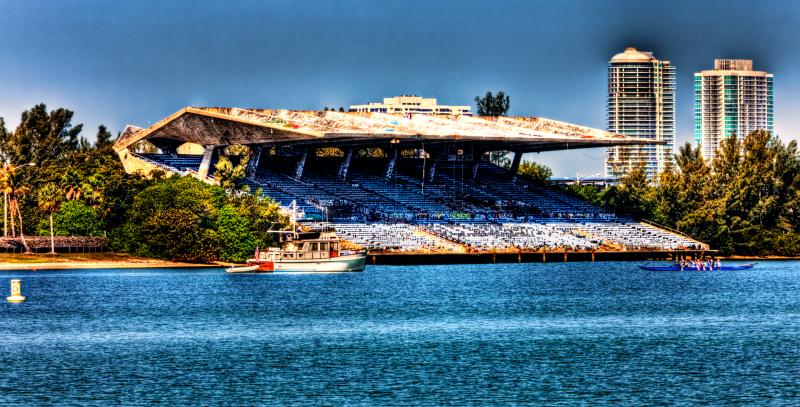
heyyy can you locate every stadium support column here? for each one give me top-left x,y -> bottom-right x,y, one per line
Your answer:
197,145 -> 218,180
385,147 -> 398,179
295,149 -> 308,179
472,147 -> 484,180
338,149 -> 353,180
428,160 -> 437,182
510,151 -> 523,183
247,146 -> 263,178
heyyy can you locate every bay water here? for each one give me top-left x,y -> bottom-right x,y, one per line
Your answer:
1,261 -> 799,405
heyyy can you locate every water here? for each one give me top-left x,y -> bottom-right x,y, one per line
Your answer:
1,261 -> 800,405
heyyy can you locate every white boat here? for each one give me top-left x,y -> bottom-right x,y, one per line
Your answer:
225,264 -> 260,273
225,230 -> 366,273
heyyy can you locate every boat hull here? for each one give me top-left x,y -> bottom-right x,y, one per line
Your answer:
226,252 -> 367,273
272,252 -> 366,272
639,264 -> 755,271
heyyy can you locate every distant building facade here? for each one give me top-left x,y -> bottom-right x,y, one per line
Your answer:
349,95 -> 472,115
605,47 -> 675,180
694,59 -> 773,161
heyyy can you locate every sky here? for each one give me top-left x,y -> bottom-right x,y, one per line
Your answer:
1,0 -> 798,176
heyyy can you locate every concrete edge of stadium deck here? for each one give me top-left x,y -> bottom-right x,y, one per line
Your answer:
113,106 -> 664,152
367,249 -> 717,265
111,106 -> 667,180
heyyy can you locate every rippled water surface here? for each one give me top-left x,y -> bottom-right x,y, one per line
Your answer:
1,261 -> 800,405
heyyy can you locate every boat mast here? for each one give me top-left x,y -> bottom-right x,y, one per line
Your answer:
291,199 -> 298,238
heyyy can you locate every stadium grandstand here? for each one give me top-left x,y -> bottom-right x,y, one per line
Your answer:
114,106 -> 706,253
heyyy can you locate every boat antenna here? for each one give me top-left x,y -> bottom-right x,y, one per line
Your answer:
290,199 -> 298,238
421,141 -> 426,195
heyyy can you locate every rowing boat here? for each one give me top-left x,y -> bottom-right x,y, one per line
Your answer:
639,263 -> 755,271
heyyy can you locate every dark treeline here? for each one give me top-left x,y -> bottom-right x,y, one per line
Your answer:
566,130 -> 800,255
0,104 -> 286,262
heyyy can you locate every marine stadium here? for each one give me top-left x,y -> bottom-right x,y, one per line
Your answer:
113,107 -> 707,257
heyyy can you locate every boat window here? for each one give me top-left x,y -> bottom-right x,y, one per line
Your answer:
310,242 -> 318,251
298,253 -> 304,258
320,242 -> 328,251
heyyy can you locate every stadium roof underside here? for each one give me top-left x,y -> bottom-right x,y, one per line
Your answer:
114,107 -> 663,154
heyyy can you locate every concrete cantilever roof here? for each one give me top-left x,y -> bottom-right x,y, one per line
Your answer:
114,106 -> 663,154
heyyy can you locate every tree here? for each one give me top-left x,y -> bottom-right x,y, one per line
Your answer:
711,136 -> 741,195
518,161 -> 552,184
357,148 -> 386,158
131,139 -> 159,154
116,176 -> 224,262
54,200 -> 102,236
95,125 -> 114,149
651,160 -> 681,226
38,183 -> 62,253
216,204 -> 256,262
485,151 -> 511,168
474,91 -> 510,116
0,104 -> 81,166
613,163 -> 653,218
214,156 -> 250,194
0,164 -> 32,252
228,193 -> 286,249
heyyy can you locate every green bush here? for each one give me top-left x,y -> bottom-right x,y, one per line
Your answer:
54,201 -> 103,236
216,204 -> 256,262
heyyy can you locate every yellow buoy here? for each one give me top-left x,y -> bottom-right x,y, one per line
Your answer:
7,279 -> 25,303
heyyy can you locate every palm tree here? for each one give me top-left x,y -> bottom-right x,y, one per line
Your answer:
82,174 -> 106,210
38,183 -> 62,254
62,168 -> 83,201
1,164 -> 32,253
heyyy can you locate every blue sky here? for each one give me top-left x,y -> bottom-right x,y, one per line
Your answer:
1,0 -> 797,176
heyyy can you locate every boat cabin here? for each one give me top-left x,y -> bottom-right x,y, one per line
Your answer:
261,232 -> 342,261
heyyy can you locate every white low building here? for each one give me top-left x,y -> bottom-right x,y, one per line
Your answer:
349,95 -> 472,116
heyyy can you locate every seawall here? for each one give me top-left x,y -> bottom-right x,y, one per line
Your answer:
368,250 -> 710,265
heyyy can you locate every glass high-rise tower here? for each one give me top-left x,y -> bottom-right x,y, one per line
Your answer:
694,59 -> 773,162
606,47 -> 675,180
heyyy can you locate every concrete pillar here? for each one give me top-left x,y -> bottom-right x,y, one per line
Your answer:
385,147 -> 398,179
338,149 -> 353,180
294,149 -> 308,179
197,145 -> 217,180
510,151 -> 523,182
247,145 -> 264,178
428,160 -> 437,182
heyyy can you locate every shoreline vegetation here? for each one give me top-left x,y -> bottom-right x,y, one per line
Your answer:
0,252 -> 219,270
0,104 -> 289,265
567,131 -> 800,256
